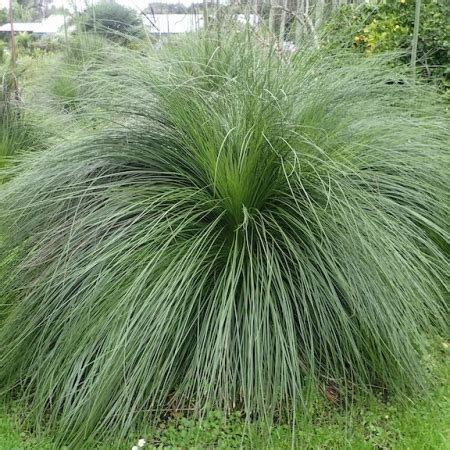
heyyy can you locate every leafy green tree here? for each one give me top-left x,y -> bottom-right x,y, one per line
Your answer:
0,8 -> 8,25
10,0 -> 53,21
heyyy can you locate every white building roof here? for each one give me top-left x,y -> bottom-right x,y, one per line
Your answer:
0,13 -> 258,35
144,13 -> 258,35
144,14 -> 203,35
0,15 -> 66,33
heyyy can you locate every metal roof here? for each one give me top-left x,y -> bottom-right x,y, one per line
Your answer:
145,14 -> 203,34
0,15 -> 66,33
145,13 -> 258,35
0,13 -> 258,35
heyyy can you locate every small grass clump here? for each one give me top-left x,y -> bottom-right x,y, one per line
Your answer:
0,32 -> 448,446
0,101 -> 43,171
0,62 -> 79,170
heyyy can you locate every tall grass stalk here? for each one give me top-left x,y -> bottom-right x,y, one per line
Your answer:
411,0 -> 422,81
0,32 -> 448,445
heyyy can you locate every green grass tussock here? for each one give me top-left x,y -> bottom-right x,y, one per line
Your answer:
0,33 -> 448,445
0,33 -> 116,169
0,52 -> 85,170
24,33 -> 112,115
0,103 -> 47,171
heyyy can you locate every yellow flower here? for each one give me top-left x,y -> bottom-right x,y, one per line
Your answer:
354,36 -> 360,42
400,0 -> 406,4
395,24 -> 400,30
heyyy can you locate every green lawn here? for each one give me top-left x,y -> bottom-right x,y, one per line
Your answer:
1,343 -> 448,450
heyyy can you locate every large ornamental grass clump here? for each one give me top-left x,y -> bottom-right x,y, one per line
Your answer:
0,32 -> 448,444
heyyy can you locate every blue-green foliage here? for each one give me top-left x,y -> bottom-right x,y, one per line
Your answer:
0,32 -> 448,446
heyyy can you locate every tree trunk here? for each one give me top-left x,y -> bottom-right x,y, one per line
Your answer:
279,0 -> 287,43
314,0 -> 325,28
8,0 -> 19,100
203,0 -> 209,29
269,0 -> 277,33
295,0 -> 304,42
8,0 -> 16,70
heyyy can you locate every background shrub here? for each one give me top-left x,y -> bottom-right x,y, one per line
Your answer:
79,0 -> 144,44
323,0 -> 450,87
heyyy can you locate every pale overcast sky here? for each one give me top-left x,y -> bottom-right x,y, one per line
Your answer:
0,0 -> 200,12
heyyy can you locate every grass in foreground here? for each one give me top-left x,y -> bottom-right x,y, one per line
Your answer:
0,344 -> 448,449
